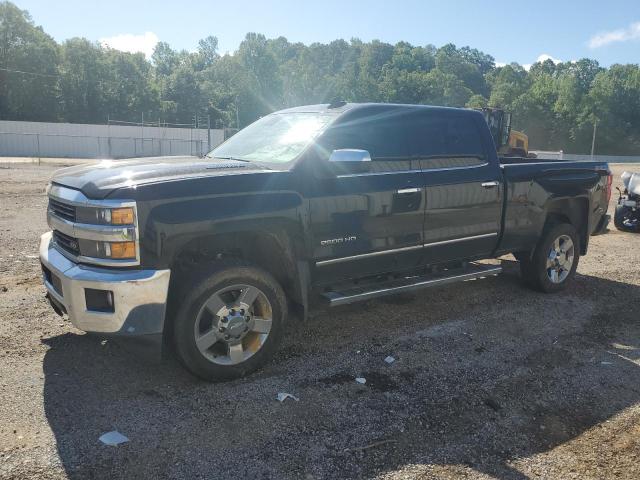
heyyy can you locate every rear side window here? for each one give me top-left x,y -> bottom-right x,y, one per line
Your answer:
407,113 -> 486,161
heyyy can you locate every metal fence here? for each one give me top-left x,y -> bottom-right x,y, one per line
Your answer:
530,151 -> 640,163
0,120 -> 226,159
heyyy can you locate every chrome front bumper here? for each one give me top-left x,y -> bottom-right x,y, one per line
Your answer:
39,231 -> 171,335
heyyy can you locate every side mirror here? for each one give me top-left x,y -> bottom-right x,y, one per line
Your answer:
329,149 -> 371,163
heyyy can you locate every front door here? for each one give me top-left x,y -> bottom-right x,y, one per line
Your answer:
307,106 -> 426,285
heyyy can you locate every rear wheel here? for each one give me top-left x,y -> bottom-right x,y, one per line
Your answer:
173,261 -> 287,381
614,204 -> 637,232
519,223 -> 579,293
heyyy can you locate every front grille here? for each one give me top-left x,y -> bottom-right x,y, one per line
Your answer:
48,197 -> 76,222
53,230 -> 80,256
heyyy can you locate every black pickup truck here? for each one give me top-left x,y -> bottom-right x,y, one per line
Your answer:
40,103 -> 611,380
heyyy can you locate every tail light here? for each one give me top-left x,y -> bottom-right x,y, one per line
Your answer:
605,173 -> 613,204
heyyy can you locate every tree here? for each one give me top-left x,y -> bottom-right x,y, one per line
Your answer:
196,36 -> 219,69
152,42 -> 179,77
0,1 -> 59,121
236,33 -> 283,125
1,0 -> 640,154
58,38 -> 109,123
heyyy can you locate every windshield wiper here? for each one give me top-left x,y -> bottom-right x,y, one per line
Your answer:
209,155 -> 252,163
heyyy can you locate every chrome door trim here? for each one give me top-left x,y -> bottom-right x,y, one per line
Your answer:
423,232 -> 497,248
316,232 -> 499,266
337,168 -> 422,179
316,244 -> 424,266
422,161 -> 489,172
336,162 -> 490,178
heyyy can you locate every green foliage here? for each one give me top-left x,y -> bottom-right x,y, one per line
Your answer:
1,1 -> 639,154
0,1 -> 59,120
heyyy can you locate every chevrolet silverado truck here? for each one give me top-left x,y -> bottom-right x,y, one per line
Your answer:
40,103 -> 612,381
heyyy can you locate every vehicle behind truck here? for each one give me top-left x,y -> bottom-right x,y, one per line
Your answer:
40,102 -> 611,381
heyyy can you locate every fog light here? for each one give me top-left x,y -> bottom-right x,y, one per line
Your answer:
85,288 -> 115,313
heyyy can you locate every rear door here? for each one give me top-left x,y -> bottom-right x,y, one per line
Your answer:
308,107 -> 425,285
413,111 -> 503,263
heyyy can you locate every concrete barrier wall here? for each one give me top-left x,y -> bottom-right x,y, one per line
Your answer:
0,120 -> 225,159
531,150 -> 640,163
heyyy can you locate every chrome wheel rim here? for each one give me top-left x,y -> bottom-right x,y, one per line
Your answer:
546,235 -> 575,283
194,284 -> 273,365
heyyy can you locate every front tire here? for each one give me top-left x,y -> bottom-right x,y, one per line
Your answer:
173,261 -> 287,381
519,223 -> 580,293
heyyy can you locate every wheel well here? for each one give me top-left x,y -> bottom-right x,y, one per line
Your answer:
171,231 -> 300,303
545,198 -> 589,255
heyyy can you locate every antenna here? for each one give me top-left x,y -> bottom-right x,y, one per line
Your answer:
328,99 -> 347,109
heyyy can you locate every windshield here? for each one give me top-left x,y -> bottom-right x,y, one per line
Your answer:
208,112 -> 336,164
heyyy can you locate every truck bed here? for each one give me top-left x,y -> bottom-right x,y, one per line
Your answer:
497,156 -> 610,258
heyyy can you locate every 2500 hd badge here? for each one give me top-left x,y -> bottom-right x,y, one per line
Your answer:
320,236 -> 357,246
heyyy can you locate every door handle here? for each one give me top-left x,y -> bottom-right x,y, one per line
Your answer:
396,187 -> 420,194
481,181 -> 499,188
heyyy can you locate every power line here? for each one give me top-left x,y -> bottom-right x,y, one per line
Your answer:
0,66 -> 59,78
0,66 -> 156,89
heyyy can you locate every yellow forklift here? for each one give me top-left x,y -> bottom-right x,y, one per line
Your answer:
479,107 -> 532,157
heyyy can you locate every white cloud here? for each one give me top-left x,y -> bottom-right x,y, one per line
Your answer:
536,53 -> 561,64
588,22 -> 640,48
496,54 -> 561,71
99,31 -> 159,58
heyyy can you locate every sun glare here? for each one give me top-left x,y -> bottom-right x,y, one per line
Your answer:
279,118 -> 324,145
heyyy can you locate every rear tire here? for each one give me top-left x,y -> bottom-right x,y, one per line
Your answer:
614,204 -> 636,232
173,260 -> 287,381
519,223 -> 579,293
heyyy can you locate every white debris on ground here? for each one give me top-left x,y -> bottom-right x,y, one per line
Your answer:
98,431 -> 129,446
276,392 -> 299,402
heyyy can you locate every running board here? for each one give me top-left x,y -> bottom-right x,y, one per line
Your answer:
321,262 -> 502,307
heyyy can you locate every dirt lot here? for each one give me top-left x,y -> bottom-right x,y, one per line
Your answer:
1,163 -> 640,479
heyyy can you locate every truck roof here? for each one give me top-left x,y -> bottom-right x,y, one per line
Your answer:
276,102 -> 477,116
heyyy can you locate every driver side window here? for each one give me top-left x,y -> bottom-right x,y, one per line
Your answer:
317,110 -> 412,173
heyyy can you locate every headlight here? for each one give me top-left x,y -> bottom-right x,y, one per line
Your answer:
77,207 -> 136,225
110,208 -> 135,225
78,239 -> 137,260
105,241 -> 136,259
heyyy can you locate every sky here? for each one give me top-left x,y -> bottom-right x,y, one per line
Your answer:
13,0 -> 640,67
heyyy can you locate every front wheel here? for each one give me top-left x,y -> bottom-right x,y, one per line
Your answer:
173,261 -> 287,381
519,223 -> 580,293
614,204 -> 637,232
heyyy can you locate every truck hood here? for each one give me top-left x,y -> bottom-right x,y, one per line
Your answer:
51,156 -> 272,199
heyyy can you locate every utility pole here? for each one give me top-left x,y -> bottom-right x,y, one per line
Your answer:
235,96 -> 240,129
191,114 -> 196,156
141,112 -> 144,156
207,114 -> 211,152
107,114 -> 112,158
590,118 -> 597,160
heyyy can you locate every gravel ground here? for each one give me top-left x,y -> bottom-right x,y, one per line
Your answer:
1,163 -> 640,480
